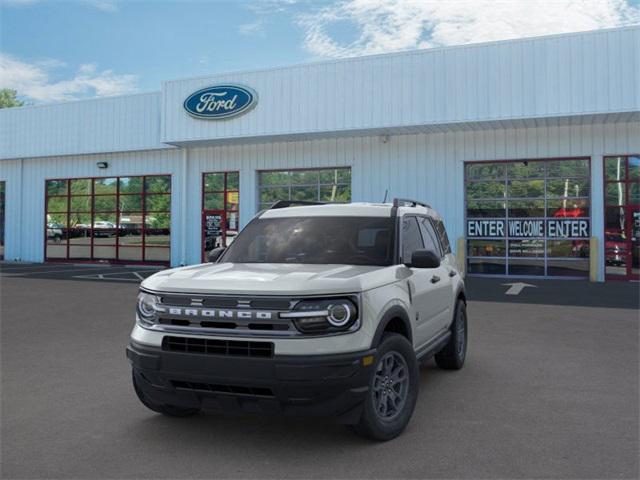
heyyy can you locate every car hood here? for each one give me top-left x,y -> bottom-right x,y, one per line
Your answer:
142,262 -> 398,295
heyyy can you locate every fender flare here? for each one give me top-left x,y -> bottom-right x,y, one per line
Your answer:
370,305 -> 413,348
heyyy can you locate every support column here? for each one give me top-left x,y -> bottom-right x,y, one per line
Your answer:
590,155 -> 604,282
239,168 -> 256,230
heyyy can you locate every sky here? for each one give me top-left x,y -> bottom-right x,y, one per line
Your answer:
1,0 -> 639,104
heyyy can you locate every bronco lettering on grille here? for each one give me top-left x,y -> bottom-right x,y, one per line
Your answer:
155,306 -> 274,320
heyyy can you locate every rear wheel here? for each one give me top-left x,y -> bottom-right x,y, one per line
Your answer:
351,333 -> 419,441
132,371 -> 200,417
434,300 -> 467,370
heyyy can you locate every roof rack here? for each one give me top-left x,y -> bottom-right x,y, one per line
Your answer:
392,198 -> 431,209
269,200 -> 327,209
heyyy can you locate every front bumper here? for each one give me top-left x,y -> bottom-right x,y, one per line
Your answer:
126,340 -> 376,424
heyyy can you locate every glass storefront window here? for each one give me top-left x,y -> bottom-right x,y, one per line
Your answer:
202,171 -> 240,260
465,158 -> 591,277
0,182 -> 4,260
258,167 -> 351,209
604,155 -> 640,279
45,175 -> 171,264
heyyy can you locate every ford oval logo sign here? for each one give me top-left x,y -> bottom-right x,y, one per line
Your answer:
183,85 -> 257,120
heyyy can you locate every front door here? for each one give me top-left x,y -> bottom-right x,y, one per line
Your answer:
201,172 -> 239,262
604,156 -> 639,280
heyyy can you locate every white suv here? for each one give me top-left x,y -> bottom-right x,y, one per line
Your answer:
127,199 -> 467,440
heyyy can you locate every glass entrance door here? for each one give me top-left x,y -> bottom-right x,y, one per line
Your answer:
604,155 -> 639,280
201,172 -> 239,261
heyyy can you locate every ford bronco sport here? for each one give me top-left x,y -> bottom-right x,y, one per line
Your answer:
127,198 -> 467,440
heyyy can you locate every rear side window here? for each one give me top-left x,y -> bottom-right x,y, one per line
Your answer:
418,217 -> 442,257
401,217 -> 424,263
434,219 -> 452,254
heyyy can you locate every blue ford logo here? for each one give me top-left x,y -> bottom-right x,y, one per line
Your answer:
183,84 -> 257,120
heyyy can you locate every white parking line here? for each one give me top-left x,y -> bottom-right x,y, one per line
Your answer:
71,270 -> 155,282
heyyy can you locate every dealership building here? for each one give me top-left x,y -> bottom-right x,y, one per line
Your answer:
0,26 -> 638,281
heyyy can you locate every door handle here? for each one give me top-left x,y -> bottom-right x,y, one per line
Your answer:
430,275 -> 441,284
448,270 -> 457,277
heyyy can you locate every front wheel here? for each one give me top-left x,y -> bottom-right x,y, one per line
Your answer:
351,333 -> 419,441
434,300 -> 467,370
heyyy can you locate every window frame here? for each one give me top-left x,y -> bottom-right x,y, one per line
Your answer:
256,167 -> 351,210
464,157 -> 592,278
44,174 -> 171,265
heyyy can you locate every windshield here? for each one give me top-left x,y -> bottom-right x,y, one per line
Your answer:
221,216 -> 395,266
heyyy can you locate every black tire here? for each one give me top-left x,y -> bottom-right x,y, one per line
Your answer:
132,371 -> 200,418
351,333 -> 419,441
434,300 -> 467,370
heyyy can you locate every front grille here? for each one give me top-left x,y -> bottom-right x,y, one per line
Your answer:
159,295 -> 292,310
162,336 -> 274,358
171,380 -> 274,397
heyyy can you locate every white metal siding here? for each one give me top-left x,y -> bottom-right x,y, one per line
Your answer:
1,117 -> 637,280
0,149 -> 183,264
162,27 -> 639,145
0,92 -> 168,160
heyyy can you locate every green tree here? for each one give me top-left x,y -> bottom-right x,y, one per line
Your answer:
0,89 -> 25,109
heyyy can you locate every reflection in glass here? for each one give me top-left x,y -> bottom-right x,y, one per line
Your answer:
145,194 -> 171,212
145,247 -> 170,262
47,180 -> 67,196
547,260 -> 589,276
93,195 -> 117,212
547,199 -> 589,218
47,197 -> 68,213
204,173 -> 224,191
69,245 -> 91,259
629,156 -> 640,180
605,207 -> 626,232
466,163 -> 505,180
466,200 -> 506,218
508,259 -> 545,276
507,200 -> 545,217
466,182 -> 506,199
467,240 -> 506,257
118,247 -> 143,261
507,180 -> 544,198
467,258 -> 506,275
70,196 -> 91,212
508,240 -> 544,257
70,179 -> 91,194
145,176 -> 171,193
605,157 -> 625,181
546,159 -> 589,178
94,178 -> 117,194
606,183 -> 625,206
145,229 -> 171,247
547,240 -> 589,258
507,161 -> 545,178
227,172 -> 240,190
119,177 -> 143,193
204,193 -> 224,210
93,246 -> 116,260
546,179 -> 589,198
119,194 -> 142,212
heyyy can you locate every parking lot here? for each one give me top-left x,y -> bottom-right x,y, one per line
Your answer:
1,262 -> 638,479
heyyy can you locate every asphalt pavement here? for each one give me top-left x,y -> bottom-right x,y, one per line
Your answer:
1,263 -> 638,479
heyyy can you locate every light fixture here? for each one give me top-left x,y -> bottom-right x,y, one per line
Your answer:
97,161 -> 108,169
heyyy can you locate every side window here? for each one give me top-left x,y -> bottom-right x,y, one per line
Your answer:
418,217 -> 442,257
402,217 -> 424,263
435,219 -> 451,254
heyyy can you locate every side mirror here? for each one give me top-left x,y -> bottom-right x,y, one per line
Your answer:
406,249 -> 440,269
207,247 -> 226,263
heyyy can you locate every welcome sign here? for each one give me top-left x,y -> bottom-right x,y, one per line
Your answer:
467,219 -> 590,238
184,85 -> 257,120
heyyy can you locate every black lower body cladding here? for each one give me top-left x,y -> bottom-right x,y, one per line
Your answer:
126,340 -> 376,424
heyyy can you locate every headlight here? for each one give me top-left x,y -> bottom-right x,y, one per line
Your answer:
136,291 -> 159,326
280,297 -> 358,334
